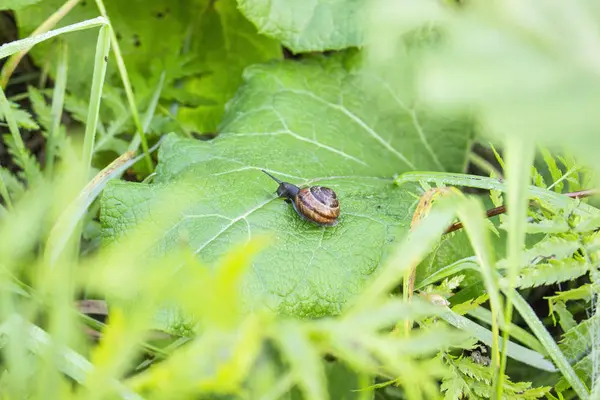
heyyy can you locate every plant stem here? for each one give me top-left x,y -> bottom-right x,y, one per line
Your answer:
94,0 -> 154,173
495,137 -> 534,399
58,24 -> 110,268
46,41 -> 68,177
81,26 -> 111,176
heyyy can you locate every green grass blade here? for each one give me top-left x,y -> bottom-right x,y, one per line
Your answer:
81,24 -> 111,175
509,290 -> 589,398
56,24 -> 111,268
467,307 -> 547,356
274,323 -> 328,400
455,197 -> 503,383
128,71 -> 166,151
496,138 -> 534,398
94,0 -> 153,172
396,171 -> 600,217
45,41 -> 68,177
0,314 -> 143,400
356,200 -> 458,307
44,150 -> 135,266
415,256 -> 478,290
0,17 -> 107,59
440,310 -> 556,372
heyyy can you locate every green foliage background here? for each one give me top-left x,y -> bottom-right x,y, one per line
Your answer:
0,0 -> 599,399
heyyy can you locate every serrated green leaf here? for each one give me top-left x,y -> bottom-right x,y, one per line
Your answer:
237,0 -> 364,53
552,301 -> 576,333
1,134 -> 42,184
497,235 -> 580,270
0,167 -> 25,200
505,260 -> 589,289
546,284 -> 597,305
0,101 -> 39,130
27,86 -> 51,132
101,55 -> 473,319
559,312 -> 599,360
444,355 -> 550,400
556,352 -> 595,393
540,147 -> 564,193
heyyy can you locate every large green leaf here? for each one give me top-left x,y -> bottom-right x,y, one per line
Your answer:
237,0 -> 364,52
16,0 -> 281,132
101,54 -> 474,319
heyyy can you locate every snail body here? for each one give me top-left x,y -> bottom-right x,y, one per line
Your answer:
262,170 -> 340,227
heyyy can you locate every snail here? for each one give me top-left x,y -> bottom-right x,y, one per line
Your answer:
261,170 -> 340,227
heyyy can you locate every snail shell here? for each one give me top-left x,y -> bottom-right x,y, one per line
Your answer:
262,170 -> 340,227
294,186 -> 340,226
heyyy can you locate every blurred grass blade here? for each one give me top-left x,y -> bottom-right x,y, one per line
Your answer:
261,373 -> 294,400
0,314 -> 143,400
341,298 -> 446,331
497,138 -> 534,397
46,41 -> 69,177
467,307 -> 547,356
356,198 -> 458,306
45,150 -> 136,266
95,0 -> 153,172
274,322 -> 328,400
440,310 -> 556,372
509,289 -> 589,398
0,17 -> 107,59
455,197 -> 503,379
415,256 -> 478,290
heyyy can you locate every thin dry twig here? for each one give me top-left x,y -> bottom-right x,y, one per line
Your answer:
445,188 -> 600,234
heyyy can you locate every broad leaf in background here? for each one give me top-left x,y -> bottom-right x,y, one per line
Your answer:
237,0 -> 364,52
101,54 -> 474,320
16,0 -> 281,132
0,0 -> 41,11
176,0 -> 282,133
17,0 -> 189,98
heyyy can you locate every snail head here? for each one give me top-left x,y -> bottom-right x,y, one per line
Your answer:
261,170 -> 300,199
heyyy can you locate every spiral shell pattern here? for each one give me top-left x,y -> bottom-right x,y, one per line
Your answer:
294,186 -> 340,226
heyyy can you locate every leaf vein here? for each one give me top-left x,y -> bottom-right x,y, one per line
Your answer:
277,86 -> 416,169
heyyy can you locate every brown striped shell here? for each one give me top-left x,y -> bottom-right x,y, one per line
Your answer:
294,186 -> 340,226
